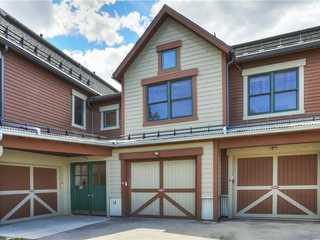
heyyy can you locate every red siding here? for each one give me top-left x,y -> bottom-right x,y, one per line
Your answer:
230,49 -> 320,125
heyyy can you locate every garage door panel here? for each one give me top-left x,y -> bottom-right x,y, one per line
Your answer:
163,160 -> 195,189
246,196 -> 272,214
280,190 -> 317,214
131,192 -> 159,215
34,168 -> 57,190
237,157 -> 273,186
237,190 -> 270,212
131,162 -> 159,189
0,194 -> 28,218
8,200 -> 30,220
164,192 -> 195,216
278,155 -> 317,185
277,196 -> 306,215
0,165 -> 30,191
35,193 -> 58,213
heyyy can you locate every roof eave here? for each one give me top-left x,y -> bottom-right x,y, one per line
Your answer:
112,5 -> 231,81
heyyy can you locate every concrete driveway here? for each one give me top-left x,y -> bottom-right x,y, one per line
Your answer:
38,218 -> 320,240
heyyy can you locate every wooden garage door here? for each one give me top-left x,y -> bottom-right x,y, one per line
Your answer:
235,155 -> 319,219
0,165 -> 58,224
129,159 -> 196,218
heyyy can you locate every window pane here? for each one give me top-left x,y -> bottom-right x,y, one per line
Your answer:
171,99 -> 192,118
249,95 -> 270,114
162,49 -> 176,69
249,74 -> 270,95
74,96 -> 84,126
274,91 -> 297,111
103,110 -> 117,128
274,69 -> 297,92
148,103 -> 168,120
148,83 -> 167,104
171,79 -> 192,100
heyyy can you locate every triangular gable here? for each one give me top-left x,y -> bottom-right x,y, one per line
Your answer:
112,5 -> 231,81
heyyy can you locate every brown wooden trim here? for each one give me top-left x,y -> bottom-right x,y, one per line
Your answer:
120,160 -> 128,216
141,68 -> 198,85
1,135 -> 112,156
195,155 -> 202,220
157,42 -> 181,75
131,188 -> 159,192
157,40 -> 182,52
112,5 -> 230,80
131,193 -> 160,216
120,76 -> 125,136
219,129 -> 320,149
163,194 -> 194,218
221,53 -> 227,125
213,141 -> 220,221
119,147 -> 203,161
159,159 -> 164,216
131,188 -> 195,193
142,72 -> 198,127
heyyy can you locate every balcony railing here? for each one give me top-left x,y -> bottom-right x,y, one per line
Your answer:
234,26 -> 320,58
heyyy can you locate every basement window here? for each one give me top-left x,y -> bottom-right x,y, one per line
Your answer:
72,90 -> 87,129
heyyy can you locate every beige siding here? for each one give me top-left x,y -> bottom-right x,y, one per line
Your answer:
124,17 -> 223,135
106,141 -> 215,219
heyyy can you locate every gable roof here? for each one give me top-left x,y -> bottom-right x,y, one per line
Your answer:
112,5 -> 231,81
0,8 -> 119,95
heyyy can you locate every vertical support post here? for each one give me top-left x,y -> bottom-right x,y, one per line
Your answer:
227,152 -> 234,219
213,142 -> 220,221
120,160 -> 128,216
317,153 -> 320,218
30,166 -> 34,217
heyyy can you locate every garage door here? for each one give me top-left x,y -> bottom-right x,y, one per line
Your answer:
235,155 -> 319,219
128,159 -> 196,218
0,164 -> 58,224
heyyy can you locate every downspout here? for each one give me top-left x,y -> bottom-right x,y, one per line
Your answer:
225,50 -> 235,130
0,44 -> 9,126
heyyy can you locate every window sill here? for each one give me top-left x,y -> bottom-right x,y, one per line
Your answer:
72,123 -> 86,130
100,126 -> 120,131
143,115 -> 198,127
243,109 -> 305,120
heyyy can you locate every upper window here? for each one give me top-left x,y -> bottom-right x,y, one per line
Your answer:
161,49 -> 177,70
147,78 -> 193,121
157,40 -> 181,73
72,90 -> 87,129
100,104 -> 120,130
248,68 -> 298,115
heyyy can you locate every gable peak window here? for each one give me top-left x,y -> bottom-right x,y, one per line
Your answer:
157,40 -> 181,73
72,90 -> 87,129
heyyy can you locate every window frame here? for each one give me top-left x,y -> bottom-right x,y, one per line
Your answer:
100,104 -> 120,131
242,59 -> 305,120
142,68 -> 198,126
147,78 -> 193,121
72,89 -> 87,129
157,40 -> 181,74
247,68 -> 299,116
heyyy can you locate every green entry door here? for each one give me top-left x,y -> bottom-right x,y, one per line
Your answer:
71,162 -> 106,215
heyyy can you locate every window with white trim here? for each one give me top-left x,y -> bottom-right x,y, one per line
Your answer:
72,90 -> 87,129
100,104 -> 119,130
242,59 -> 305,120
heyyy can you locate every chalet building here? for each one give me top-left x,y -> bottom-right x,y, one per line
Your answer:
1,5 -> 320,224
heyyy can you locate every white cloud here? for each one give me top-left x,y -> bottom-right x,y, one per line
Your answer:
119,11 -> 150,37
150,0 -> 320,45
63,44 -> 134,91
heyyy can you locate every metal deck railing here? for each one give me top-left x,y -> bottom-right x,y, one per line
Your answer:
0,19 -> 113,94
234,26 -> 320,58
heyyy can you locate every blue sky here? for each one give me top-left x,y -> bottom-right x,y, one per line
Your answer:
0,0 -> 319,90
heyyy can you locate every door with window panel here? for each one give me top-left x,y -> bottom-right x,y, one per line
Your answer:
71,162 -> 106,215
